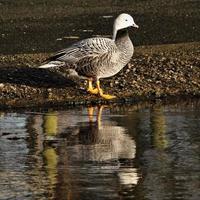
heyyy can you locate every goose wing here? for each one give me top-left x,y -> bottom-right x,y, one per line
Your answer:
47,37 -> 116,64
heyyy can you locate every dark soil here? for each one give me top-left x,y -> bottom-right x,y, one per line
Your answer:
0,0 -> 199,54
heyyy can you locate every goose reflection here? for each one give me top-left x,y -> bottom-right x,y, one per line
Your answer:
38,106 -> 136,163
37,106 -> 139,199
69,106 -> 136,162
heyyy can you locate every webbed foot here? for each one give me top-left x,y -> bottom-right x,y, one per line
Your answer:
99,93 -> 116,99
87,88 -> 99,94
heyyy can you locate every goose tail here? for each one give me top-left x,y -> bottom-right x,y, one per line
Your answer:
38,61 -> 65,69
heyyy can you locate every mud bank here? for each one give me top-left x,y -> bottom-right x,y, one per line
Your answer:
0,42 -> 199,109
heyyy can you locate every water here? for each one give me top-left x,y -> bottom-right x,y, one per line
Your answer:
0,100 -> 200,200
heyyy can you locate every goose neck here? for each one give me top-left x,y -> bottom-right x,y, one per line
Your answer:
114,29 -> 131,48
116,29 -> 129,40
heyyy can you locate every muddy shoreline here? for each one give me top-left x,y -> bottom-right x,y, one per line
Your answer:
0,42 -> 199,109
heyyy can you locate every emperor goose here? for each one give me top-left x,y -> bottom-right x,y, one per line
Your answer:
39,13 -> 139,99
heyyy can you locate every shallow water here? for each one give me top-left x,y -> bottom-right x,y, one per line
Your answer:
0,101 -> 200,200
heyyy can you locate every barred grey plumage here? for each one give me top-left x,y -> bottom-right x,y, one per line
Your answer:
39,13 -> 139,99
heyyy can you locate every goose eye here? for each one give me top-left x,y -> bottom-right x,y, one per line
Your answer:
125,19 -> 128,21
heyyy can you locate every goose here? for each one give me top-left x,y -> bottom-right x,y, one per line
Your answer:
39,13 -> 139,99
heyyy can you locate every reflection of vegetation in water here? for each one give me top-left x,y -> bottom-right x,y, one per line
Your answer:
43,112 -> 58,136
43,147 -> 58,197
42,112 -> 59,197
150,107 -> 168,150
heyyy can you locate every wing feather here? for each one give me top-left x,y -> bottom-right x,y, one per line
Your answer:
75,51 -> 113,77
47,37 -> 116,65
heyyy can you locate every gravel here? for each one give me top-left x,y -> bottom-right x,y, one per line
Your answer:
0,42 -> 199,109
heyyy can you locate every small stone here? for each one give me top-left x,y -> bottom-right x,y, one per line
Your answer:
0,83 -> 4,88
114,80 -> 119,85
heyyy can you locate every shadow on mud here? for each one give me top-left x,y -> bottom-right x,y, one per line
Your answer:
0,66 -> 76,88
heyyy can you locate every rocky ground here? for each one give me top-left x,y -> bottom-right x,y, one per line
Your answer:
0,42 -> 199,109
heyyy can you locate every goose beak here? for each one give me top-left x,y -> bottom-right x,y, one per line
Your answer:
133,23 -> 139,29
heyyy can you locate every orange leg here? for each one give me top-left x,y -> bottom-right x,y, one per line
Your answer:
87,79 -> 98,94
96,80 -> 116,100
87,107 -> 94,122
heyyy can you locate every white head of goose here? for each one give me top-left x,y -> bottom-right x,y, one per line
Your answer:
113,13 -> 139,40
39,13 -> 139,100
